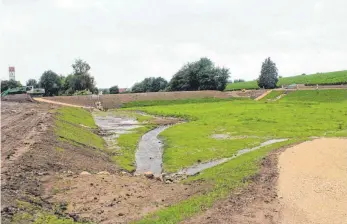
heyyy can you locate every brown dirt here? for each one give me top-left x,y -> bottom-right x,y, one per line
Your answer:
277,138 -> 347,224
46,174 -> 207,223
37,90 -> 261,109
182,138 -> 347,224
1,101 -> 207,224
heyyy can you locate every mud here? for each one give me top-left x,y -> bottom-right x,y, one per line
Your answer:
135,126 -> 170,176
178,139 -> 288,176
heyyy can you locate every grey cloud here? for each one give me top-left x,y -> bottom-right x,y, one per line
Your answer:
1,0 -> 346,88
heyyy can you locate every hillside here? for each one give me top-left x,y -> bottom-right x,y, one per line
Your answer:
225,70 -> 347,90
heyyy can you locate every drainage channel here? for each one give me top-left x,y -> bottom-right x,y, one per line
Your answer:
94,113 -> 289,178
176,138 -> 288,176
135,126 -> 170,176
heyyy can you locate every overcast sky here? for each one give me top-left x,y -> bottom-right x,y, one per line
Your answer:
1,0 -> 346,88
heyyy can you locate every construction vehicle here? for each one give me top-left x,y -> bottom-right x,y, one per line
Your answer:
1,86 -> 45,97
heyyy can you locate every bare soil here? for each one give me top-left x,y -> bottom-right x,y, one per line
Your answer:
1,101 -> 207,223
46,173 -> 207,223
277,138 -> 347,224
183,139 -> 347,224
36,90 -> 266,109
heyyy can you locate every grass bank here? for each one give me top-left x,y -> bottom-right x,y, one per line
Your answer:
130,90 -> 347,172
131,89 -> 347,223
55,107 -> 105,149
225,70 -> 347,90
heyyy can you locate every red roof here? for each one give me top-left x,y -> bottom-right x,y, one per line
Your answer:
119,88 -> 127,93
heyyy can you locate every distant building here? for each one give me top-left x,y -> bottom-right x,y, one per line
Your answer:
119,88 -> 128,93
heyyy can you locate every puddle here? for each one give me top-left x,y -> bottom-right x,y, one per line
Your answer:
93,115 -> 142,150
135,126 -> 170,176
177,138 -> 288,176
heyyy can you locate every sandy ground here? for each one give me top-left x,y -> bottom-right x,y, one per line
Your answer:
183,138 -> 347,224
277,138 -> 347,224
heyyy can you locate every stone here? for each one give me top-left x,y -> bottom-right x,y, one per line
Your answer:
144,171 -> 154,179
97,171 -> 110,175
80,171 -> 91,175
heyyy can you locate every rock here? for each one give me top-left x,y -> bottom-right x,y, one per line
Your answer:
144,171 -> 154,179
118,213 -> 124,216
121,171 -> 127,175
165,180 -> 173,184
80,171 -> 91,175
97,171 -> 110,175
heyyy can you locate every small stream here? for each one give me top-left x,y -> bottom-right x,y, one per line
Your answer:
135,126 -> 170,176
93,113 -> 288,177
177,138 -> 288,176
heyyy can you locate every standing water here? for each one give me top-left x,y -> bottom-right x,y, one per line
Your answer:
135,126 -> 170,176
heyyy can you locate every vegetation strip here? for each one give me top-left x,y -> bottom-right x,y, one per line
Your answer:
226,70 -> 347,90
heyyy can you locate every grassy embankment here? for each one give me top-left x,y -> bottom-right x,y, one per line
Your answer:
225,70 -> 347,90
125,89 -> 347,223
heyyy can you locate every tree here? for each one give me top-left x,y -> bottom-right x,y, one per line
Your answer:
168,57 -> 230,91
131,77 -> 168,93
68,59 -> 96,93
257,57 -> 278,89
26,79 -> 39,88
1,80 -> 22,92
234,79 -> 245,83
39,70 -> 62,96
72,59 -> 91,75
109,85 -> 119,94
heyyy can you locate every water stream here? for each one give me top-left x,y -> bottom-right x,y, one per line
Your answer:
177,138 -> 288,176
135,126 -> 170,176
93,113 -> 288,177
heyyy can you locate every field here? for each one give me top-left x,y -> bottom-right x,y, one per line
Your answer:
226,70 -> 347,90
2,89 -> 347,224
120,89 -> 347,223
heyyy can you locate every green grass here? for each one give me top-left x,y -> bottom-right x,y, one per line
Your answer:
134,139 -> 301,224
121,98 -> 237,108
130,89 -> 347,223
225,70 -> 347,90
113,125 -> 155,172
56,107 -> 97,128
55,107 -> 105,149
280,89 -> 347,102
130,90 -> 347,172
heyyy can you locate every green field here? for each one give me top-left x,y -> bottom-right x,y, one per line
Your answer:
225,70 -> 347,90
124,89 -> 347,223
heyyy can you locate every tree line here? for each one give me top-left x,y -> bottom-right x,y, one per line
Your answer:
1,57 -> 279,95
1,59 -> 97,96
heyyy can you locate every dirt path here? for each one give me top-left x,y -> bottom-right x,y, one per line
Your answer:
34,97 -> 92,108
183,138 -> 347,224
277,138 -> 347,224
255,90 -> 272,101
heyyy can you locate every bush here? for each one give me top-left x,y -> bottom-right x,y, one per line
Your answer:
109,85 -> 119,94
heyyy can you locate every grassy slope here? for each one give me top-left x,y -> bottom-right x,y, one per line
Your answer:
226,70 -> 347,90
132,89 -> 347,223
55,107 -> 105,149
134,91 -> 347,172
